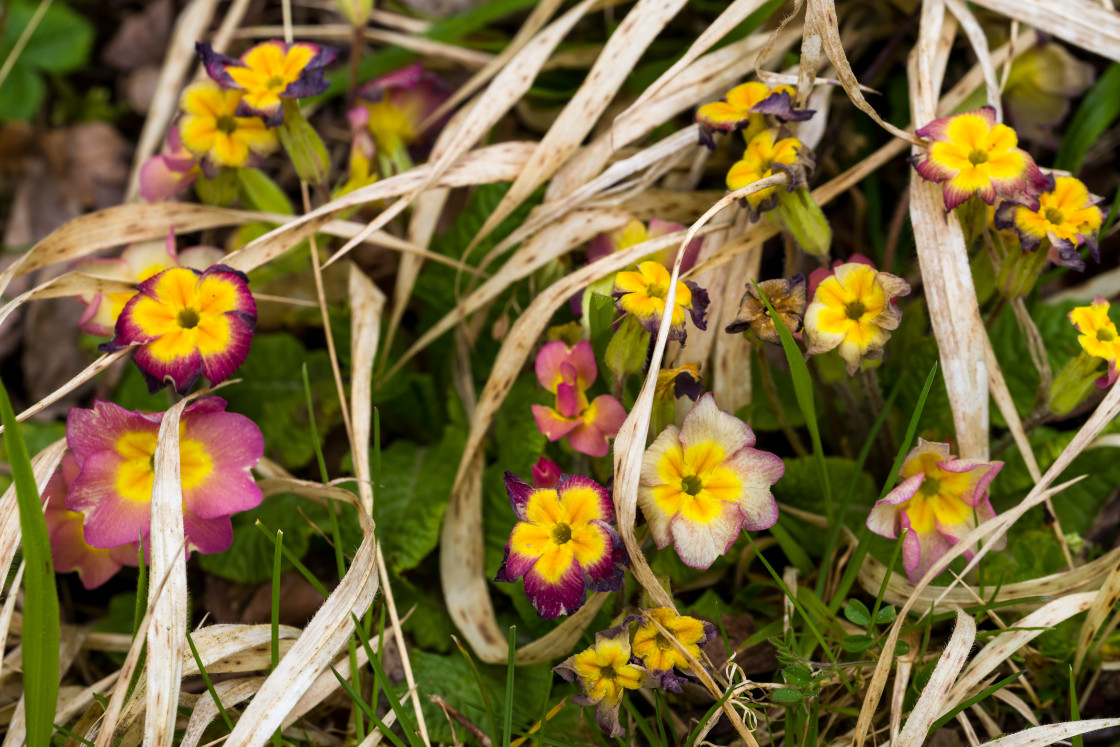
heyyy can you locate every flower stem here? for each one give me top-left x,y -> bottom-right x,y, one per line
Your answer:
756,344 -> 808,457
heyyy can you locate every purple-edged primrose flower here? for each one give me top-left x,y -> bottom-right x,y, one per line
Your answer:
554,625 -> 652,737
139,124 -> 202,202
43,453 -> 137,590
695,82 -> 813,149
178,81 -> 280,172
65,398 -> 264,557
351,63 -> 450,169
631,607 -> 717,693
495,472 -> 626,620
994,174 -> 1105,271
197,40 -> 337,125
613,261 -> 709,343
867,439 -> 1004,582
639,393 -> 783,569
531,340 -> 627,458
100,265 -> 257,395
72,234 -> 224,337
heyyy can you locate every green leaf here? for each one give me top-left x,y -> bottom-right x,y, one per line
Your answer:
492,376 -> 547,479
843,599 -> 871,627
773,457 -> 874,529
199,494 -> 327,584
0,378 -> 59,745
1055,63 -> 1120,175
894,640 -> 910,656
875,605 -> 897,624
1,2 -> 93,73
782,664 -> 812,689
238,168 -> 294,214
771,688 -> 804,704
0,62 -> 44,122
840,634 -> 874,653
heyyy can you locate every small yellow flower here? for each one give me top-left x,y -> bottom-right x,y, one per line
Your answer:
179,82 -> 278,169
995,175 -> 1105,268
631,608 -> 714,675
613,261 -> 708,342
554,626 -> 651,737
803,262 -> 911,375
1070,297 -> 1120,367
696,82 -> 811,147
726,129 -> 804,215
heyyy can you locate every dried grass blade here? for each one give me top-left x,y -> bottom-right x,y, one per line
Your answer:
0,439 -> 65,585
348,264 -> 386,516
944,0 -> 1000,120
1075,557 -> 1120,675
897,611 -> 976,745
968,0 -> 1120,62
181,677 -> 264,747
0,562 -> 25,682
978,719 -> 1120,746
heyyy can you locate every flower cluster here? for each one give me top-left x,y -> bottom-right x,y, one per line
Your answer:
531,340 -> 627,457
495,472 -> 626,619
867,439 -> 1003,582
555,608 -> 716,735
696,81 -> 812,149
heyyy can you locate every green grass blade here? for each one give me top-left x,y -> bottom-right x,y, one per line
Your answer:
503,626 -> 516,747
253,520 -> 329,598
133,536 -> 147,637
452,635 -> 498,743
926,671 -> 1022,735
186,630 -> 235,730
1071,666 -> 1083,747
0,378 -> 59,746
330,666 -> 411,747
355,613 -> 425,747
1055,63 -> 1120,175
271,529 -> 284,746
868,528 -> 907,636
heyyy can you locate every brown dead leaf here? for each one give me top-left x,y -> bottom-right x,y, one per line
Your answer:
102,0 -> 174,71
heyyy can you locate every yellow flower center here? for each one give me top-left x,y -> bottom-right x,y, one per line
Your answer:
114,427 -> 213,503
215,115 -> 237,134
654,633 -> 673,651
599,664 -> 617,680
845,300 -> 867,320
1098,328 -> 1116,342
681,474 -> 703,496
550,522 -> 572,545
918,475 -> 941,496
177,308 -> 201,329
1044,207 -> 1065,226
967,149 -> 989,165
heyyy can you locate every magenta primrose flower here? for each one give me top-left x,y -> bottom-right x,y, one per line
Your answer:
350,63 -> 450,157
867,439 -> 1004,582
100,265 -> 257,395
495,472 -> 626,620
531,340 -> 627,458
139,124 -> 201,202
197,40 -> 337,125
43,453 -> 137,590
65,398 -> 263,556
532,456 -> 562,489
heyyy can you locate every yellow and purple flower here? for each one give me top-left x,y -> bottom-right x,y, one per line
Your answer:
197,40 -> 337,125
587,218 -> 704,274
72,233 -> 224,337
554,625 -> 652,737
100,265 -> 257,395
613,261 -> 709,343
725,274 -> 807,344
531,340 -> 627,458
867,439 -> 1004,582
43,453 -> 137,590
696,82 -> 812,149
631,607 -> 716,692
139,124 -> 202,202
1071,297 -> 1120,387
803,261 -> 910,375
726,128 -> 807,216
912,106 -> 1050,211
177,81 -> 280,171
639,393 -> 783,570
495,472 -> 626,620
350,63 -> 450,160
994,175 -> 1105,271
65,398 -> 264,556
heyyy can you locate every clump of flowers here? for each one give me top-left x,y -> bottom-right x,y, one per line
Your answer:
639,393 -> 783,569
65,398 -> 264,556
1050,297 -> 1120,414
911,106 -> 1050,211
495,472 -> 625,620
554,625 -> 651,737
994,174 -> 1105,272
72,234 -> 224,337
177,81 -> 280,170
530,340 -> 627,457
631,607 -> 716,692
101,265 -> 257,395
867,439 -> 1004,582
727,128 -> 831,255
803,261 -> 911,375
350,63 -> 450,174
613,261 -> 709,343
696,82 -> 812,149
197,41 -> 336,124
725,274 -> 807,344
43,454 -> 137,590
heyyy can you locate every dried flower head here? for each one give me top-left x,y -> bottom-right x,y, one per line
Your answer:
725,275 -> 807,344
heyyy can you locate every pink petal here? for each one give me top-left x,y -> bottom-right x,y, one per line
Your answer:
523,557 -> 586,620
531,458 -> 561,489
67,401 -> 153,465
678,393 -> 754,453
68,451 -> 151,549
504,471 -> 536,520
184,510 -> 234,555
532,404 -> 580,442
668,500 -> 744,570
586,394 -> 626,438
565,423 -> 611,458
535,341 -> 574,392
494,540 -> 538,583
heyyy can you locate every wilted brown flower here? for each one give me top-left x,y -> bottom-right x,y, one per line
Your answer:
725,275 -> 807,344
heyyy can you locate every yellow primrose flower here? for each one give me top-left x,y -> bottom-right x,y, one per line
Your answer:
696,82 -> 812,148
726,129 -> 804,215
178,82 -> 279,169
554,625 -> 651,737
995,175 -> 1105,270
912,106 -> 1049,211
631,607 -> 715,678
1071,297 -> 1120,372
803,262 -> 911,375
613,261 -> 708,342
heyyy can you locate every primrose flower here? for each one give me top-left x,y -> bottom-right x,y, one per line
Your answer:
101,265 -> 257,395
495,472 -> 626,620
696,82 -> 813,149
867,439 -> 1004,582
532,457 -> 562,489
639,393 -> 783,569
725,274 -> 807,344
177,81 -> 279,170
613,261 -> 708,343
1072,297 -> 1120,387
554,625 -> 652,737
994,175 -> 1105,270
631,608 -> 716,692
531,340 -> 627,458
139,124 -> 201,202
65,398 -> 264,555
197,40 -> 337,124
803,262 -> 911,375
587,218 -> 703,274
1004,42 -> 1095,146
727,128 -> 806,216
912,106 -> 1050,211
72,234 -> 224,337
351,63 -> 450,159
43,454 -> 136,590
